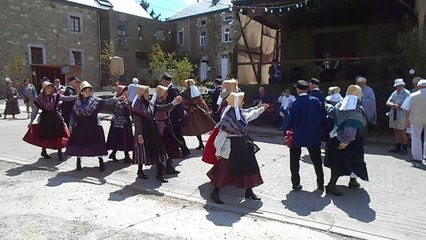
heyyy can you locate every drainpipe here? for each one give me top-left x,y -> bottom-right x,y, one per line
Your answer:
97,12 -> 102,88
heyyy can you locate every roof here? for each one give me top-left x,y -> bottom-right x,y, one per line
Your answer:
65,0 -> 152,19
166,0 -> 232,21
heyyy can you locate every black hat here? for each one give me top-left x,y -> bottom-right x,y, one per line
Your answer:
295,80 -> 309,90
68,76 -> 80,82
310,77 -> 320,85
162,73 -> 172,81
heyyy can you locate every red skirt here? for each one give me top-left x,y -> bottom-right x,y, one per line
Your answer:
207,157 -> 263,188
23,124 -> 69,150
202,127 -> 219,164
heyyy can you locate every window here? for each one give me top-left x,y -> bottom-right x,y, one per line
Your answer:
156,30 -> 166,41
222,26 -> 231,43
138,25 -> 143,39
118,36 -> 128,50
177,29 -> 184,45
198,17 -> 207,27
117,21 -> 127,36
70,50 -> 83,67
69,15 -> 81,32
27,43 -> 46,64
223,14 -> 233,22
199,31 -> 207,46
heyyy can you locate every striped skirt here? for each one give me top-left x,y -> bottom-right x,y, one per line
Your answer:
132,142 -> 168,166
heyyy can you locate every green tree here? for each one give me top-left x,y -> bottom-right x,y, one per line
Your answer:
2,55 -> 26,82
148,44 -> 197,86
100,41 -> 115,85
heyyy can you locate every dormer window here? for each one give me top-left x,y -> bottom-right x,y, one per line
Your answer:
96,0 -> 113,8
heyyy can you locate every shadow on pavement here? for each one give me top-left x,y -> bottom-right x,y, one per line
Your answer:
198,182 -> 263,226
6,156 -> 63,177
329,186 -> 376,223
282,189 -> 331,216
45,160 -> 129,187
108,177 -> 164,201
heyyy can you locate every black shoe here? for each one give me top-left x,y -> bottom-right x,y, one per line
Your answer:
137,172 -> 148,179
41,150 -> 51,159
166,160 -> 180,174
292,185 -> 303,191
58,151 -> 64,161
99,158 -> 105,172
108,152 -> 118,162
195,144 -> 205,150
245,189 -> 261,200
326,185 -> 343,196
348,178 -> 360,189
76,158 -> 82,171
156,175 -> 168,183
210,191 -> 224,204
399,149 -> 408,155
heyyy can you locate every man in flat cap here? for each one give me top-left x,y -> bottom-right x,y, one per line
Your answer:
62,76 -> 80,126
309,78 -> 325,104
283,80 -> 325,191
160,73 -> 191,161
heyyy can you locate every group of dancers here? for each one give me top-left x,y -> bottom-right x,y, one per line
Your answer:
22,74 -> 368,205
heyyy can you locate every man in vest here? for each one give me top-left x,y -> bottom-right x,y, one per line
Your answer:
401,79 -> 426,162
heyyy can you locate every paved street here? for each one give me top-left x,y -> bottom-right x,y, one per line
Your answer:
1,100 -> 426,239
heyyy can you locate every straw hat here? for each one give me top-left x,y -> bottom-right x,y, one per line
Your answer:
226,92 -> 244,108
328,86 -> 341,95
79,81 -> 93,91
220,79 -> 238,98
115,85 -> 128,97
185,79 -> 196,87
135,85 -> 149,98
155,85 -> 169,98
41,81 -> 55,93
346,85 -> 363,99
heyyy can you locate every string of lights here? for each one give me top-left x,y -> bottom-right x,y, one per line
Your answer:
231,0 -> 310,13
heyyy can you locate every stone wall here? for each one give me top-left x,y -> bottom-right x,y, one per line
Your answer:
0,0 -> 101,88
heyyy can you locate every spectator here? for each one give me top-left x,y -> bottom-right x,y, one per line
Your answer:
128,78 -> 139,105
276,89 -> 295,130
386,79 -> 410,154
208,78 -> 222,122
20,78 -> 37,119
252,86 -> 272,126
356,76 -> 377,126
53,78 -> 64,93
401,79 -> 426,162
268,59 -> 283,84
4,79 -> 20,119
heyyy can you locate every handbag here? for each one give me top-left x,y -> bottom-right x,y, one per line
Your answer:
246,135 -> 260,154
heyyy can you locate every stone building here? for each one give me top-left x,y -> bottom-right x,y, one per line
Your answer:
167,0 -> 235,82
0,0 -> 171,90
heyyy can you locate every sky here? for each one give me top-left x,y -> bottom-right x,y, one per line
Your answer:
143,0 -> 198,20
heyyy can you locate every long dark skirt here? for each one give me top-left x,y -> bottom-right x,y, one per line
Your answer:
4,99 -> 20,115
65,116 -> 107,157
325,133 -> 369,181
207,136 -> 263,188
162,127 -> 181,159
133,117 -> 169,165
106,122 -> 134,151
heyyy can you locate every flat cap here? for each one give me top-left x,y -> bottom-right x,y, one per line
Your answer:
162,73 -> 172,81
295,80 -> 309,90
310,77 -> 320,85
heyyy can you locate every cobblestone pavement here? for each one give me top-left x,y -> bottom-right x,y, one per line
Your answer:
1,100 -> 425,239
